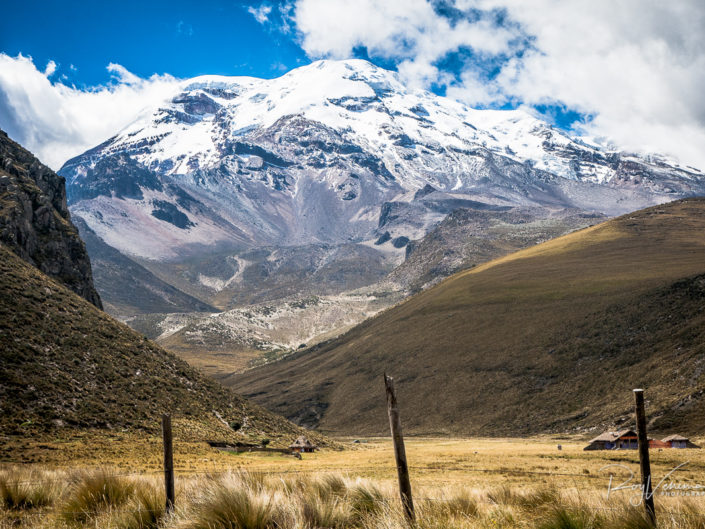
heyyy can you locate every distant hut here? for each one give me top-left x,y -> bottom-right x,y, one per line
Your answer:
584,430 -> 638,450
290,436 -> 317,453
662,434 -> 700,449
648,438 -> 669,449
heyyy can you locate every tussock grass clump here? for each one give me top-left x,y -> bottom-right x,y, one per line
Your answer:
300,493 -> 351,528
415,490 -> 479,529
515,486 -> 560,511
674,502 -> 705,529
9,466 -> 705,529
602,506 -> 655,529
116,482 -> 166,529
487,485 -> 521,506
308,473 -> 349,500
348,481 -> 385,519
0,468 -> 59,510
537,506 -> 603,529
435,495 -> 478,518
61,470 -> 135,525
180,473 -> 284,529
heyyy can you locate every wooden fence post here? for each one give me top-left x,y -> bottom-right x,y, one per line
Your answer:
634,389 -> 656,526
384,374 -> 415,523
161,414 -> 175,513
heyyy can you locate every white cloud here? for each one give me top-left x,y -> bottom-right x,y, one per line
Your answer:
44,60 -> 57,77
292,0 -> 705,169
294,0 -> 517,90
2,2 -> 704,171
0,54 -> 181,169
106,62 -> 142,85
474,0 -> 705,168
248,4 -> 273,24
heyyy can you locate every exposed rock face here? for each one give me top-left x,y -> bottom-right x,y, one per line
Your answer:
0,130 -> 102,308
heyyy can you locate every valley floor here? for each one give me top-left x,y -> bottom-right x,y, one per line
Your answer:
3,436 -> 705,527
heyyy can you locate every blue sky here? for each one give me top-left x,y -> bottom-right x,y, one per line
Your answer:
1,1 -> 310,84
1,0 -> 577,126
1,0 -> 703,170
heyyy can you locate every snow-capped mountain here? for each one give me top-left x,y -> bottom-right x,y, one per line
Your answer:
60,59 -> 704,260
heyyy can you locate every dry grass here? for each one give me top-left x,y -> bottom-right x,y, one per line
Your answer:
1,467 -> 704,529
2,437 -> 705,528
60,470 -> 135,525
0,468 -> 59,510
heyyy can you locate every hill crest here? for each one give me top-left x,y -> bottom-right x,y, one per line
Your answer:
229,198 -> 705,437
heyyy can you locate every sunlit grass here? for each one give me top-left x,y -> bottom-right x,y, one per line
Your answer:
3,437 -> 705,528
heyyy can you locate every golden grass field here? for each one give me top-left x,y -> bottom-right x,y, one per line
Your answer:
3,436 -> 705,528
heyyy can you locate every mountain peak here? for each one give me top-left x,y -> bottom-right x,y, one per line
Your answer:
58,61 -> 705,261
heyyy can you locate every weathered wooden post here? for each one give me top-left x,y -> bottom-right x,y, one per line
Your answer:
384,373 -> 415,523
161,414 -> 175,513
633,389 -> 656,526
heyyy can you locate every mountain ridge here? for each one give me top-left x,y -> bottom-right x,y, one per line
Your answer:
0,129 -> 102,307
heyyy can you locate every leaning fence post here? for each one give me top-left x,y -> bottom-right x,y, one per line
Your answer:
633,389 -> 656,525
384,373 -> 415,523
161,414 -> 175,513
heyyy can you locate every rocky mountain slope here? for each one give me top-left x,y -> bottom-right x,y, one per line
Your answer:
126,206 -> 600,380
389,206 -> 606,292
74,216 -> 216,317
126,289 -> 404,378
57,59 -> 704,315
0,129 -> 101,307
0,242 -> 324,446
229,198 -> 705,437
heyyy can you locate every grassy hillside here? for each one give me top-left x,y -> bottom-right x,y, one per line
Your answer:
0,242 -> 325,447
230,198 -> 705,436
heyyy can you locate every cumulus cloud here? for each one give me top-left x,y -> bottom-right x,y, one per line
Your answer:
0,54 -> 181,169
2,2 -> 703,171
248,4 -> 273,24
294,0 -> 519,88
293,0 -> 705,169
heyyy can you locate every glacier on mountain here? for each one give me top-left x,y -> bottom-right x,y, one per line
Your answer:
59,59 -> 704,264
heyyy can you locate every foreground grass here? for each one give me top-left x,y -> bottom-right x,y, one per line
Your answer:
1,466 -> 704,529
2,437 -> 705,528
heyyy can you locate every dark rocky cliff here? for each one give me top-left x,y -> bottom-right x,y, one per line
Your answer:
0,130 -> 102,308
